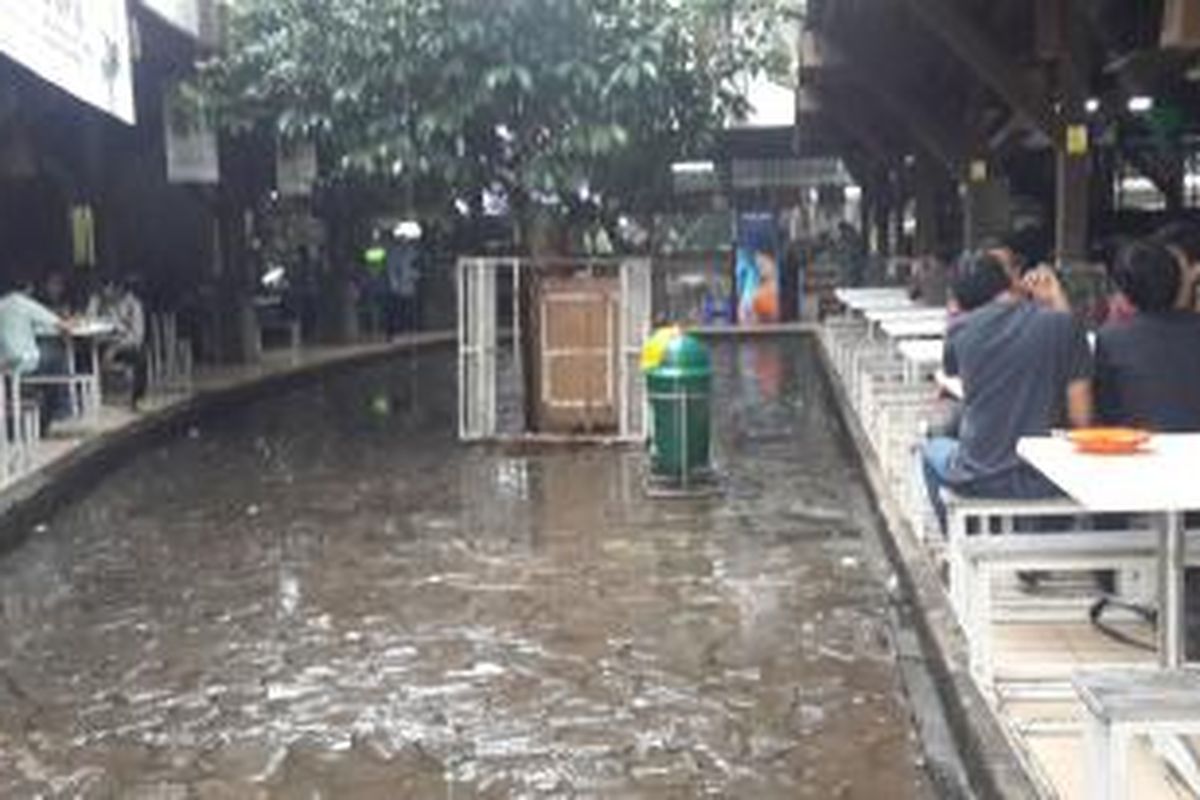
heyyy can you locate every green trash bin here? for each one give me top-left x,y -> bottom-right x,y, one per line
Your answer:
647,334 -> 712,481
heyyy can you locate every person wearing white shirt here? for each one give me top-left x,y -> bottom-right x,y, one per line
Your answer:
0,278 -> 72,430
87,278 -> 147,410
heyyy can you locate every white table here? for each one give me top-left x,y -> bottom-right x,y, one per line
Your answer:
844,295 -> 918,313
834,287 -> 908,307
1018,434 -> 1200,667
863,306 -> 945,324
69,320 -> 119,339
880,317 -> 947,340
68,320 -> 119,398
897,338 -> 945,382
34,319 -> 118,424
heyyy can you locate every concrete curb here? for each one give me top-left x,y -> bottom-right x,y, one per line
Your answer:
690,322 -> 821,337
812,336 -> 1040,800
0,332 -> 456,555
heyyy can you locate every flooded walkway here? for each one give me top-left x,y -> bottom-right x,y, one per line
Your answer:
0,338 -> 932,798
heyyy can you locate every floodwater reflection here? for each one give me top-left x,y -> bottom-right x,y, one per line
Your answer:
0,339 -> 931,798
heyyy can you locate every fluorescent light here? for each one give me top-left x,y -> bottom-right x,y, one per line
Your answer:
670,160 -> 715,175
1085,98 -> 1100,114
1128,96 -> 1154,114
844,184 -> 862,201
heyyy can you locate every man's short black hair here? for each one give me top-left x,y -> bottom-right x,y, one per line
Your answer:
1111,240 -> 1181,314
1152,220 -> 1200,264
980,226 -> 1051,273
953,252 -> 1012,311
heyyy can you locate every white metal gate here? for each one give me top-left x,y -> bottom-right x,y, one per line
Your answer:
456,257 -> 652,442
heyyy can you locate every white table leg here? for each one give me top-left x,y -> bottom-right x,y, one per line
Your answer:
88,338 -> 101,422
1160,510 -> 1186,667
1084,711 -> 1128,800
65,336 -> 80,419
0,373 -> 9,483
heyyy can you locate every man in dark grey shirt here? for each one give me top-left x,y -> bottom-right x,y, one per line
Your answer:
922,253 -> 1094,532
1096,240 -> 1200,431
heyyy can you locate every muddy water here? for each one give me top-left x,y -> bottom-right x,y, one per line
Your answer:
0,338 -> 933,799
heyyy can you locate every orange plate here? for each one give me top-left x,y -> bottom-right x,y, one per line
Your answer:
1067,427 -> 1151,455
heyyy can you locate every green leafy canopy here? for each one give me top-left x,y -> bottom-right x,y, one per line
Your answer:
204,0 -> 793,217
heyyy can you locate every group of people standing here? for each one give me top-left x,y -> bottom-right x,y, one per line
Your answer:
363,232 -> 422,339
921,223 -> 1200,531
0,271 -> 147,433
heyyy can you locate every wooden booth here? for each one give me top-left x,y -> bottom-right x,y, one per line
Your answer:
457,257 -> 652,442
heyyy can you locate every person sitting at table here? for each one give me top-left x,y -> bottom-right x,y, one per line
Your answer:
921,253 -> 1094,533
979,226 -> 1052,282
1095,241 -> 1200,431
1152,221 -> 1200,312
0,277 -> 72,432
924,257 -> 996,440
38,270 -> 74,316
86,277 -> 147,411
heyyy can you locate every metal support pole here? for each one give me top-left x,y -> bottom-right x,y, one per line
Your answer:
1159,510 -> 1186,667
512,259 -> 523,435
456,259 -> 469,440
680,384 -> 689,491
1055,139 -> 1090,264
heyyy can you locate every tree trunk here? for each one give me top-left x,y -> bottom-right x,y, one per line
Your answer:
213,196 -> 261,364
315,186 -> 362,345
316,269 -> 358,344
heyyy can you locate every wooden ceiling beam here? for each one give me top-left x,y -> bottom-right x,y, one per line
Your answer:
828,64 -> 962,176
897,0 -> 1063,144
804,26 -> 964,174
810,86 -> 896,169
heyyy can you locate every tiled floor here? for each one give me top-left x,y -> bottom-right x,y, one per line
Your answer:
1020,727 -> 1196,799
992,620 -> 1157,680
991,611 -> 1191,798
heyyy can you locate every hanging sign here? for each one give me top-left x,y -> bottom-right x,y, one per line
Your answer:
276,141 -> 318,197
1066,125 -> 1089,156
164,81 -> 219,183
70,205 -> 96,267
0,0 -> 135,124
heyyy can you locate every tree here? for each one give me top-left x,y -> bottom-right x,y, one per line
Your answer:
204,0 -> 792,243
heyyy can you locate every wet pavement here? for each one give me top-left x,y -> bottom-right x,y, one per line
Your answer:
0,337 -> 933,799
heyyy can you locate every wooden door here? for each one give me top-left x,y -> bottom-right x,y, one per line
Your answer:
536,275 -> 619,434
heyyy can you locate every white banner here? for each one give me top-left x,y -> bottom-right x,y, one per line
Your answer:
276,141 -> 318,197
141,0 -> 199,38
164,81 -> 218,183
0,0 -> 135,123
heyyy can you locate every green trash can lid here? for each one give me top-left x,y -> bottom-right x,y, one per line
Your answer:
658,333 -> 711,373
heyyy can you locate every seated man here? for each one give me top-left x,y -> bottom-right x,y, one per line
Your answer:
1094,240 -> 1200,624
0,277 -> 71,432
922,253 -> 1093,532
1152,221 -> 1200,312
87,277 -> 147,410
1096,241 -> 1200,431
